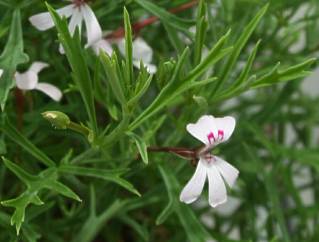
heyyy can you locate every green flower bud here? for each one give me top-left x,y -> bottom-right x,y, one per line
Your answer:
42,111 -> 70,129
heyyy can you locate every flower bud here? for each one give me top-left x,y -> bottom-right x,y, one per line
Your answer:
42,111 -> 70,129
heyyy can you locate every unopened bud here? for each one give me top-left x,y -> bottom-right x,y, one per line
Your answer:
42,111 -> 70,129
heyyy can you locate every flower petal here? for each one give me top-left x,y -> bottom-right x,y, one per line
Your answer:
15,72 -> 38,90
207,165 -> 227,207
35,83 -> 62,101
29,62 -> 49,74
29,5 -> 74,31
214,156 -> 239,187
214,116 -> 236,143
0,69 -> 3,77
186,115 -> 218,145
92,39 -> 113,55
132,37 -> 153,64
68,7 -> 83,36
132,60 -> 157,74
180,159 -> 207,204
81,4 -> 102,46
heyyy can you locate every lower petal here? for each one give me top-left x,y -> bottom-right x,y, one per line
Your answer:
215,156 -> 239,187
35,83 -> 62,102
132,60 -> 157,74
82,4 -> 102,46
207,165 -> 227,207
180,160 -> 207,204
92,39 -> 113,55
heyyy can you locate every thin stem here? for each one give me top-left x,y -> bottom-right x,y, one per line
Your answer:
106,0 -> 198,39
147,146 -> 202,161
68,121 -> 91,137
14,88 -> 24,131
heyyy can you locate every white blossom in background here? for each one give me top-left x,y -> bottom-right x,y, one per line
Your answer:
180,115 -> 239,208
94,37 -> 157,74
29,0 -> 103,52
15,62 -> 62,102
117,37 -> 157,74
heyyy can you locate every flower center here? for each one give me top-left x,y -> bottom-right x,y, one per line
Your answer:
201,153 -> 216,166
73,0 -> 87,7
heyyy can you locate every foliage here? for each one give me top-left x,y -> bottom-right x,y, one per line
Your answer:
0,0 -> 318,241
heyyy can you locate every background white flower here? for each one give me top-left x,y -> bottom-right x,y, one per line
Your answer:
93,37 -> 157,74
180,115 -> 239,207
15,62 -> 62,102
118,37 -> 157,74
29,1 -> 102,50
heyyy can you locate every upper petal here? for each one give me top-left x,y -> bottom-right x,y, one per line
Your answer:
81,4 -> 102,46
35,83 -> 62,102
15,72 -> 38,90
29,5 -> 75,31
214,156 -> 239,188
180,159 -> 207,204
207,165 -> 227,207
214,116 -> 236,143
29,62 -> 49,74
186,115 -> 218,145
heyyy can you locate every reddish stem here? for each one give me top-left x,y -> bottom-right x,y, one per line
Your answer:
106,0 -> 198,39
15,88 -> 24,130
147,146 -> 201,160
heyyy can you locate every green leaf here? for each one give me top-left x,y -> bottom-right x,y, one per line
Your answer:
214,40 -> 261,101
47,4 -> 98,135
212,3 -> 269,94
0,10 -> 29,110
134,0 -> 194,32
59,165 -> 140,196
194,0 -> 208,65
127,73 -> 153,106
1,158 -> 81,234
186,29 -> 232,82
0,118 -> 55,167
45,180 -> 82,202
126,132 -> 148,165
100,52 -> 126,105
124,7 -> 134,86
2,157 -> 38,185
251,58 -> 316,88
119,214 -> 149,241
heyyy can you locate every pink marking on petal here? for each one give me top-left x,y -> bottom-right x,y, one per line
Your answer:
207,132 -> 215,144
218,130 -> 224,141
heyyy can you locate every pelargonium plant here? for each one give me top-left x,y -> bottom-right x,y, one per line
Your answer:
0,0 -> 318,242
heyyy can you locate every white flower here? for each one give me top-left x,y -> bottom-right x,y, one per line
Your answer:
117,37 -> 157,74
29,0 -> 102,50
180,115 -> 239,207
15,62 -> 62,102
94,37 -> 157,73
91,38 -> 113,56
